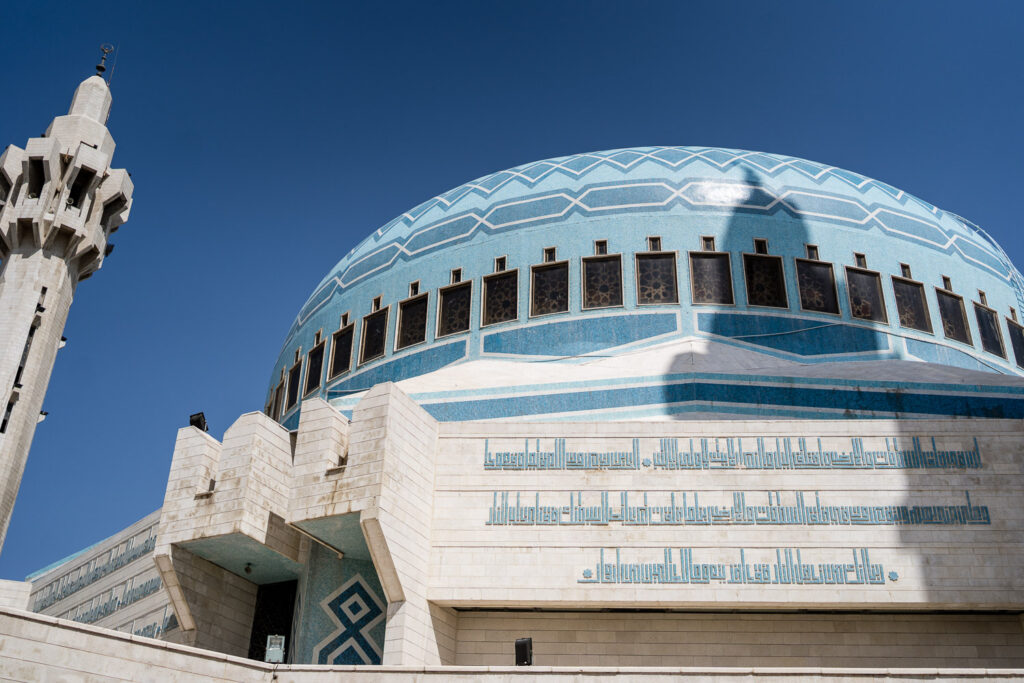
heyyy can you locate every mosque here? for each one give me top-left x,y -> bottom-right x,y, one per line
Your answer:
2,68 -> 1024,680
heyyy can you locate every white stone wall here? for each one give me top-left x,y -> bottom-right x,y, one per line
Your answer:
0,580 -> 29,610
428,418 -> 1024,610
1,606 -> 1021,682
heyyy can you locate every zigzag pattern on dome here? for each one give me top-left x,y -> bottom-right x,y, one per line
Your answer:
285,144 -> 1021,343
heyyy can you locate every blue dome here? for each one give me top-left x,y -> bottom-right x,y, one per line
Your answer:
265,146 -> 1024,426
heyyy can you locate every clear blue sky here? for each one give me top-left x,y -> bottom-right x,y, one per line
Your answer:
1,1 -> 1022,579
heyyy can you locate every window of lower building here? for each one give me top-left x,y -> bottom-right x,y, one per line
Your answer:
636,252 -> 678,305
974,303 -> 1006,358
743,253 -> 788,308
845,266 -> 888,323
285,360 -> 302,411
689,252 -> 733,305
1006,318 -> 1024,369
329,324 -> 354,379
530,261 -> 569,316
437,281 -> 472,337
582,254 -> 623,309
360,308 -> 389,364
304,342 -> 325,395
936,289 -> 972,345
795,258 -> 839,314
891,276 -> 932,333
396,293 -> 429,350
482,269 -> 517,326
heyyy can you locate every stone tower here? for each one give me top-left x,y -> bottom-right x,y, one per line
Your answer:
0,72 -> 133,552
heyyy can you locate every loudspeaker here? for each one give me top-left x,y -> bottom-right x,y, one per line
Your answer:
514,637 -> 532,666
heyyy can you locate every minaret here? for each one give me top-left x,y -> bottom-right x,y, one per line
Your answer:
0,60 -> 133,553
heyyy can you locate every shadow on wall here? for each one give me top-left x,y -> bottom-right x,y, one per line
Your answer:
663,165 -> 892,420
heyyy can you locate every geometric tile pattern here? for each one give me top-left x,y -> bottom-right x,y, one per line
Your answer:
289,146 -> 1020,339
312,574 -> 385,665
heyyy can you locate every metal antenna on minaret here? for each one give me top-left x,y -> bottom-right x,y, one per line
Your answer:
96,44 -> 114,78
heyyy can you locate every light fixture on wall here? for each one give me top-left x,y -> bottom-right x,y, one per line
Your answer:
515,637 -> 532,666
188,412 -> 208,432
244,562 -> 252,575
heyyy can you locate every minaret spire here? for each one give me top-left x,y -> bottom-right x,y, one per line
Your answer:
0,63 -> 134,553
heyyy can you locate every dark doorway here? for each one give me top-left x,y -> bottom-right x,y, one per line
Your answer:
248,579 -> 298,662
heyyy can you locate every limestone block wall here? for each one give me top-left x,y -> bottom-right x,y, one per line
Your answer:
1,606 -> 1023,682
289,397 -> 358,524
428,418 -> 1024,611
159,545 -> 257,657
454,611 -> 1024,667
0,580 -> 29,610
348,384 -> 447,665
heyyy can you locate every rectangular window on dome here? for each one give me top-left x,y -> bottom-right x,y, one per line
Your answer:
437,281 -> 472,337
304,342 -> 325,395
743,254 -> 788,308
795,258 -> 839,314
936,289 -> 971,345
582,254 -> 623,309
636,252 -> 678,305
483,269 -> 517,326
271,380 -> 284,419
974,303 -> 1005,358
845,267 -> 888,323
396,294 -> 428,351
329,324 -> 354,379
891,276 -> 932,333
285,360 -> 302,411
1006,318 -> 1024,369
689,252 -> 733,305
531,261 -> 569,316
359,308 -> 389,364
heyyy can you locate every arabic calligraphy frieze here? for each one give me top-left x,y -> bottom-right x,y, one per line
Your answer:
578,547 -> 893,586
482,437 -> 982,471
485,490 -> 990,527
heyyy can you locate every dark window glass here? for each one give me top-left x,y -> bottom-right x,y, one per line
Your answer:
689,252 -> 733,304
329,325 -> 354,378
974,304 -> 1005,357
636,253 -> 678,305
743,254 -> 787,308
272,381 -> 284,419
286,361 -> 302,410
438,281 -> 472,337
846,267 -> 888,323
304,343 -> 325,394
396,295 -> 428,350
892,278 -> 932,333
531,262 -> 569,316
483,270 -> 517,326
360,308 -> 388,363
582,255 -> 622,309
1007,319 -> 1024,369
936,289 -> 971,345
796,259 -> 839,314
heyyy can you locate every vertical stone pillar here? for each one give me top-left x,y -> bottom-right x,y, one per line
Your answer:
0,73 -> 133,552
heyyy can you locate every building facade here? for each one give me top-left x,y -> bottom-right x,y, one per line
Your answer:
145,147 -> 1024,670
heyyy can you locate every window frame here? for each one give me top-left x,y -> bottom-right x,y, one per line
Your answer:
285,357 -> 303,412
973,300 -> 1006,358
328,323 -> 356,380
794,256 -> 840,316
581,253 -> 624,310
1005,316 -> 1024,369
395,292 -> 430,352
934,286 -> 973,346
436,279 -> 473,339
634,250 -> 679,306
890,274 -> 933,334
481,268 -> 519,328
741,252 -> 789,309
688,250 -> 735,306
844,265 -> 889,325
303,338 -> 326,397
529,259 -> 570,318
359,306 -> 390,365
